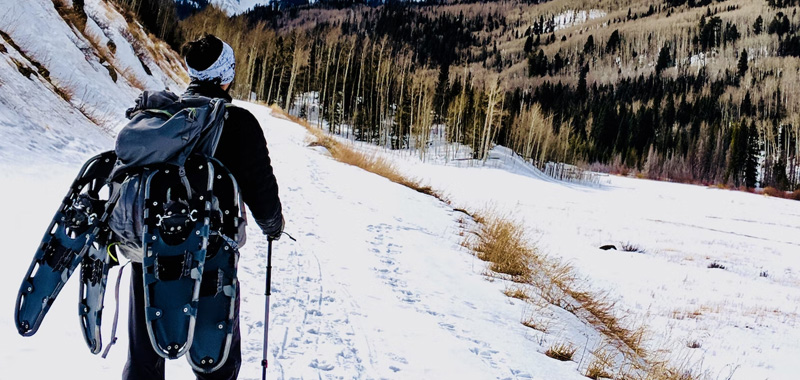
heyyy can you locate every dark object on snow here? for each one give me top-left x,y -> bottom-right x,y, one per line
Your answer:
708,262 -> 727,270
599,244 -> 617,250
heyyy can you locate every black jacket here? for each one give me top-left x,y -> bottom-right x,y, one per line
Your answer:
184,81 -> 283,236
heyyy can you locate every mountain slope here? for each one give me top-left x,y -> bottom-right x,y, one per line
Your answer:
0,0 -> 186,167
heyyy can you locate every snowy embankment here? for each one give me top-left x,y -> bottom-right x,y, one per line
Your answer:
1,101 -> 597,379
0,0 -> 185,168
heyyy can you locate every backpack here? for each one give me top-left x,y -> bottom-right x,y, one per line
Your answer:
108,90 -> 235,262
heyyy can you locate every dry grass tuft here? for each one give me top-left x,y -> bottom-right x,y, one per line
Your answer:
503,285 -> 529,300
521,317 -> 550,332
465,212 -> 534,281
640,362 -> 705,380
270,105 -> 443,200
52,0 -> 87,31
763,186 -> 785,198
545,342 -> 577,361
585,348 -> 615,379
571,289 -> 647,359
621,242 -> 645,253
119,67 -> 145,90
51,80 -> 74,102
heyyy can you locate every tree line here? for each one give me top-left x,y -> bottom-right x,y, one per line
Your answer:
110,0 -> 800,191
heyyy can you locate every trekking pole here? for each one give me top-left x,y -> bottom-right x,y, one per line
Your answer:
261,238 -> 273,380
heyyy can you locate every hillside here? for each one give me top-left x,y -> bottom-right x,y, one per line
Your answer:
157,0 -> 800,192
0,0 -> 186,167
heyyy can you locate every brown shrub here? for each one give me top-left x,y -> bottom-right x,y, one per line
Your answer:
763,186 -> 787,198
790,189 -> 800,201
52,0 -> 87,31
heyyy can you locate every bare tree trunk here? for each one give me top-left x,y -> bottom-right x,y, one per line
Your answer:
285,34 -> 305,112
319,41 -> 333,130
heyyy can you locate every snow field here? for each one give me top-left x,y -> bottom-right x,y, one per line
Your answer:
337,134 -> 800,379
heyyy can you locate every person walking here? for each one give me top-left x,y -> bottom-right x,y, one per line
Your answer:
122,34 -> 284,380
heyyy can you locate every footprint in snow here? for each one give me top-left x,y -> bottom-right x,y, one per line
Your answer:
309,359 -> 335,371
307,309 -> 322,316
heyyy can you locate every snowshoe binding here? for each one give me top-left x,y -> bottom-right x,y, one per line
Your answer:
142,155 -> 213,359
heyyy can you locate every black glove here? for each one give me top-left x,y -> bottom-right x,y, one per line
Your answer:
265,216 -> 285,241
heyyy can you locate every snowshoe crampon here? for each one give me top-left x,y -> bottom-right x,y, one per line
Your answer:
15,151 -> 117,337
142,156 -> 213,359
188,158 -> 242,373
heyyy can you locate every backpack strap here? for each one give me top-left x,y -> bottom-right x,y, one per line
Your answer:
101,256 -> 130,359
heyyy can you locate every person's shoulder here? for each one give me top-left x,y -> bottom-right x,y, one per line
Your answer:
223,103 -> 263,131
225,104 -> 258,122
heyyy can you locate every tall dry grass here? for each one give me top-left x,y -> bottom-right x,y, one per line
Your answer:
463,209 -> 657,375
271,105 -> 442,199
466,213 -> 534,281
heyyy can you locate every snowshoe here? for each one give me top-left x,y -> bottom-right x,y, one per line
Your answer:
142,156 -> 213,359
78,235 -> 117,354
15,151 -> 117,337
188,158 -> 242,373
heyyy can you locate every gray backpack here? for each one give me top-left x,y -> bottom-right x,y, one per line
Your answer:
108,90 -> 229,262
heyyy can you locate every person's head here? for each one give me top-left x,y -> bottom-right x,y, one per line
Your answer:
182,34 -> 235,90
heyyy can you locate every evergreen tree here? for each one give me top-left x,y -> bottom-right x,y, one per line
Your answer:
745,121 -> 759,187
737,49 -> 749,77
606,30 -> 621,53
753,15 -> 764,35
656,45 -> 671,74
524,35 -> 533,53
434,62 -> 451,122
583,35 -> 595,53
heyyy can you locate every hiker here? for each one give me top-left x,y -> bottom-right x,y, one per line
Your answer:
122,34 -> 284,380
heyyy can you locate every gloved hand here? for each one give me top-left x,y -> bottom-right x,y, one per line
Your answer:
266,216 -> 285,241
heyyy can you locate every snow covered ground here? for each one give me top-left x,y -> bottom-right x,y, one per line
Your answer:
0,0 -> 185,166
343,138 -> 800,380
2,99 -> 799,379
1,101 -> 604,380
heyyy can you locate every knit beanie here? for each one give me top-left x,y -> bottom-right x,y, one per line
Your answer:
183,34 -> 236,85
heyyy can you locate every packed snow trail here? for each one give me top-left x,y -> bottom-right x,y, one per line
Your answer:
0,102 -> 589,379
